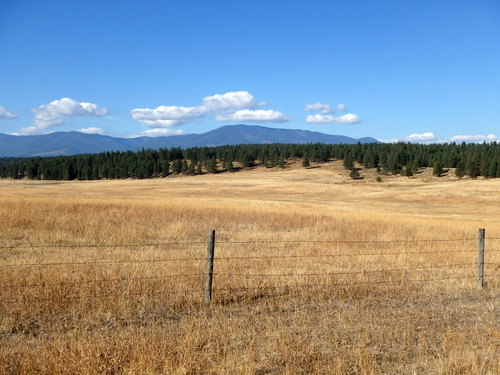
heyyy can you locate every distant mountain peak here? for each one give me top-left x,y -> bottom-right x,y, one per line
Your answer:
0,125 -> 380,157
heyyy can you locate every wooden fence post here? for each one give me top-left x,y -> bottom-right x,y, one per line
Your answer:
477,228 -> 485,290
204,229 -> 215,304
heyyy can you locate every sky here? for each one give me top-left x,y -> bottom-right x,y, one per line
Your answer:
0,0 -> 499,143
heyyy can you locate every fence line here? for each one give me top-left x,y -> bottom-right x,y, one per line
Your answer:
1,250 -> 486,269
215,263 -> 475,278
0,257 -> 207,268
1,275 -> 478,305
213,250 -> 476,260
0,242 -> 206,250
213,238 -> 479,244
1,236 -> 492,251
1,263 -> 478,290
1,229 -> 498,307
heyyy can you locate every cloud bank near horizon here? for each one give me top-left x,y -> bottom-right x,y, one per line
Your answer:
78,127 -> 106,135
4,95 -> 497,143
304,102 -> 361,124
380,132 -> 498,144
0,106 -> 18,119
12,98 -> 108,135
130,91 -> 290,135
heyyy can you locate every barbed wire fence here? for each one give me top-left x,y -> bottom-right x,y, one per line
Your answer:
0,229 -> 498,307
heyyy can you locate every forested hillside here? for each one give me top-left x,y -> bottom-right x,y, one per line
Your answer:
1,142 -> 499,180
0,157 -> 23,168
0,125 -> 379,157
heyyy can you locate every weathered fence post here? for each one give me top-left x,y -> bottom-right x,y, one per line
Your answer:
204,229 -> 215,304
477,228 -> 485,290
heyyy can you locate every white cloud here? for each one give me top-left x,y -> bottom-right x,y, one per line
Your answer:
15,98 -> 107,135
10,126 -> 41,136
306,113 -> 361,124
0,106 -> 18,119
304,102 -> 360,124
407,132 -> 436,141
381,132 -> 437,144
215,109 -> 291,123
304,102 -> 334,115
335,113 -> 361,124
78,127 -> 106,135
12,98 -> 107,135
141,128 -> 186,137
201,91 -> 259,112
131,91 -> 288,130
131,106 -> 203,127
449,134 -> 497,143
33,98 -> 107,127
380,132 -> 497,144
305,114 -> 336,123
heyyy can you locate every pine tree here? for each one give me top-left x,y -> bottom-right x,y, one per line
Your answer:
161,161 -> 170,177
172,159 -> 182,174
207,157 -> 217,173
433,162 -> 443,177
362,150 -> 376,168
187,161 -> 195,175
278,154 -> 286,168
343,155 -> 354,170
227,160 -> 234,172
350,168 -> 361,179
488,162 -> 498,179
480,157 -> 490,178
404,165 -> 413,177
302,155 -> 310,168
466,152 -> 480,178
455,161 -> 465,178
181,160 -> 189,174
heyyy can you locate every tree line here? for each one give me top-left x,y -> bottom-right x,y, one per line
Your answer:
0,142 -> 499,180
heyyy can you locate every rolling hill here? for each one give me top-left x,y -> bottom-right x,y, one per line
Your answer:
0,124 -> 380,157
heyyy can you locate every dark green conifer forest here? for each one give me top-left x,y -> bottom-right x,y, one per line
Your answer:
0,142 -> 499,180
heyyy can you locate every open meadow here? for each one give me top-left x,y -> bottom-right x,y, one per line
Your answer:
0,161 -> 499,374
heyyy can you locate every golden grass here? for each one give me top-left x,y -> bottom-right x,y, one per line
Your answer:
0,161 -> 499,374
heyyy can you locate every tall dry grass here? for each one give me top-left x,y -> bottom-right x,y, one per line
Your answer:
0,164 -> 499,374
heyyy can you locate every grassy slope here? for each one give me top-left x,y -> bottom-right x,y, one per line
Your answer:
0,161 -> 499,374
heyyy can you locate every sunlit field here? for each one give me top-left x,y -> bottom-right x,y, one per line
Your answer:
1,161 -> 499,374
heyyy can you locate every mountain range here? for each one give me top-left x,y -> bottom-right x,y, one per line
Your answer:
0,125 -> 380,157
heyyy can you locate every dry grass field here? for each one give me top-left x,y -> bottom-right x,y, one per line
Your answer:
0,160 -> 499,374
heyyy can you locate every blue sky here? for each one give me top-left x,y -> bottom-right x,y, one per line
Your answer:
0,0 -> 499,142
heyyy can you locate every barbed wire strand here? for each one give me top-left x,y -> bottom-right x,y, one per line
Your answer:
4,249 -> 500,269
214,250 -> 475,261
0,242 -> 206,250
1,249 -> 494,268
0,257 -> 206,268
0,237 -> 490,250
216,238 -> 479,245
1,264 -> 478,290
1,275 -> 481,305
215,263 -> 474,278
